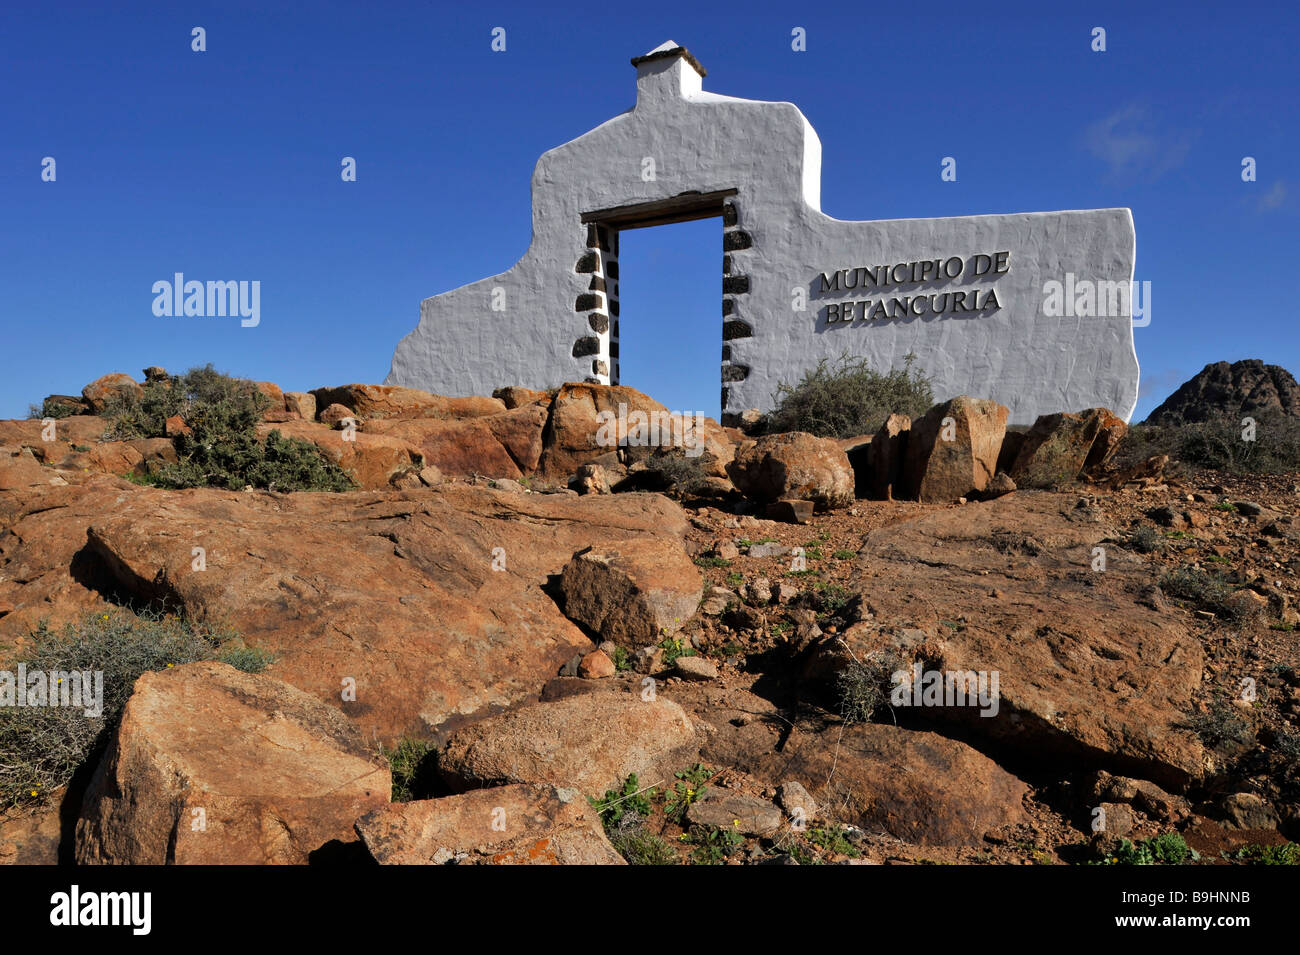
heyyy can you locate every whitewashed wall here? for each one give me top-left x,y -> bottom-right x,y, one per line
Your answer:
387,44 -> 1139,425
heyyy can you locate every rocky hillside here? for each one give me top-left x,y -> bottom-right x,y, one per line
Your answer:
1,367 -> 1296,866
1146,359 -> 1300,425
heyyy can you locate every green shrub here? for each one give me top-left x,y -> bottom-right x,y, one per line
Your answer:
0,608 -> 237,808
808,826 -> 862,858
27,398 -> 75,420
762,352 -> 933,439
684,824 -> 744,864
1127,525 -> 1164,554
1096,832 -> 1194,865
814,582 -> 851,617
1114,414 -> 1300,475
836,652 -> 899,724
648,450 -> 718,498
1276,726 -> 1300,760
664,764 -> 714,823
1159,566 -> 1240,619
1229,843 -> 1299,865
102,364 -> 352,492
612,830 -> 679,865
379,736 -> 436,802
1187,700 -> 1254,753
216,645 -> 276,673
658,634 -> 696,667
589,773 -> 655,828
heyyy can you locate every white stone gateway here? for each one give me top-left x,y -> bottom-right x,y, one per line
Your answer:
387,41 -> 1139,425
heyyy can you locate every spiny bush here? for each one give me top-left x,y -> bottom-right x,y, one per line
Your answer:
216,645 -> 276,674
836,651 -> 901,724
102,364 -> 352,492
1159,566 -> 1240,619
379,736 -> 436,802
647,450 -> 718,499
1114,414 -> 1300,475
1187,700 -> 1254,753
762,352 -> 933,439
0,608 -> 240,808
27,398 -> 75,420
611,829 -> 678,865
1127,524 -> 1164,554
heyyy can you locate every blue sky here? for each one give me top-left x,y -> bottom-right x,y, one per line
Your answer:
1,0 -> 1294,421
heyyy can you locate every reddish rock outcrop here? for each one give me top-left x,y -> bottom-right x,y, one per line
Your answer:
356,784 -> 624,865
364,404 -> 547,479
439,692 -> 698,798
559,539 -> 703,647
80,373 -> 142,414
726,432 -> 854,511
903,397 -> 1007,503
536,383 -> 669,481
72,483 -> 688,742
1010,408 -> 1114,488
76,662 -> 390,864
732,723 -> 1029,846
822,492 -> 1204,786
310,384 -> 504,421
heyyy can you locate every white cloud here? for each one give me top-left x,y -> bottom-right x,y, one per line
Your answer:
1084,104 -> 1194,181
1258,180 -> 1287,211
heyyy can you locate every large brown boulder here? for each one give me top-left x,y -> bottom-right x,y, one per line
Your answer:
255,420 -> 421,489
0,416 -> 108,465
866,413 -> 911,499
1010,408 -> 1111,488
71,483 -> 689,743
726,432 -> 854,510
83,438 -> 177,478
493,386 -> 551,410
355,784 -> 624,865
536,382 -> 669,481
76,662 -> 390,864
559,539 -> 703,647
0,476 -> 130,650
310,384 -> 504,421
80,373 -> 142,413
732,723 -> 1029,846
903,397 -> 1007,503
37,394 -> 89,417
283,391 -> 317,421
1083,409 -> 1129,474
439,692 -> 698,798
824,492 -> 1205,787
0,450 -> 58,491
364,404 -> 548,479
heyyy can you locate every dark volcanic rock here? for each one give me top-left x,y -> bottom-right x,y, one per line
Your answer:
1145,360 -> 1300,425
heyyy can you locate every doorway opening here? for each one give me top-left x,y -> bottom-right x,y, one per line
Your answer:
581,188 -> 738,420
615,217 -> 719,418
